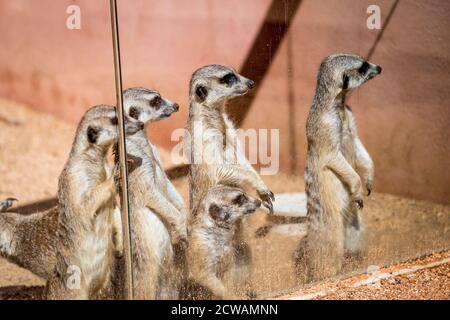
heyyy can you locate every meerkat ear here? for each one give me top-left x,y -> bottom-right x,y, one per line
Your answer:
129,106 -> 140,120
343,75 -> 350,90
87,125 -> 99,144
195,85 -> 208,102
209,203 -> 227,221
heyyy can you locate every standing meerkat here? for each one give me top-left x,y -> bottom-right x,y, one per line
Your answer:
187,185 -> 261,299
302,53 -> 380,281
45,105 -> 143,299
187,64 -> 274,213
112,87 -> 187,300
186,65 -> 274,296
0,88 -> 185,300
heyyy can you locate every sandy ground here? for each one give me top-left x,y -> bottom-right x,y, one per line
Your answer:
281,251 -> 450,300
0,99 -> 449,299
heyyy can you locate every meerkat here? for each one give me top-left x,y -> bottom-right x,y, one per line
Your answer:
186,65 -> 274,297
301,53 -> 380,281
0,88 -> 186,300
187,185 -> 261,299
0,201 -> 58,280
44,105 -> 143,300
187,65 -> 274,213
111,87 -> 188,300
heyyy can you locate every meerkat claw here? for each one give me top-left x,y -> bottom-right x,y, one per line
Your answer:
366,181 -> 373,196
355,199 -> 364,210
263,201 -> 274,214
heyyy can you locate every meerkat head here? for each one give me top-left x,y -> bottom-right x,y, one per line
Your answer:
319,54 -> 382,92
190,64 -> 255,107
123,87 -> 179,126
81,105 -> 144,149
204,186 -> 261,227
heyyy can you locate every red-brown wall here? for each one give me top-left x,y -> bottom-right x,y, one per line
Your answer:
0,0 -> 449,203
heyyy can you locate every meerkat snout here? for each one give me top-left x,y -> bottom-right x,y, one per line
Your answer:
206,187 -> 261,225
162,101 -> 179,117
358,61 -> 382,80
246,79 -> 255,89
232,193 -> 261,215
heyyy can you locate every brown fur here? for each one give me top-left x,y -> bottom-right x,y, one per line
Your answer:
44,105 -> 143,299
0,205 -> 58,279
187,186 -> 260,299
111,88 -> 187,299
186,65 -> 274,214
185,65 -> 273,298
301,54 -> 380,281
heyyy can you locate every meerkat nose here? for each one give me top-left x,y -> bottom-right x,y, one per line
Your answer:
173,103 -> 179,111
375,65 -> 382,74
247,80 -> 255,89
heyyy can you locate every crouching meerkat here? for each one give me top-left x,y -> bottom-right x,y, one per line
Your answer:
45,105 -> 143,300
302,54 -> 380,281
112,87 -> 188,299
187,186 -> 261,299
186,65 -> 274,296
0,201 -> 58,280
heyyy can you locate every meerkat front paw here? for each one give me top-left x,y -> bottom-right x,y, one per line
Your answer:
353,195 -> 364,209
365,179 -> 373,196
171,224 -> 188,245
114,247 -> 124,258
171,232 -> 187,246
351,180 -> 365,209
257,190 -> 275,214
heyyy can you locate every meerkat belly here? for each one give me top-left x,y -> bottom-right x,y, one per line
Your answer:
79,210 -> 114,287
134,207 -> 172,266
319,167 -> 349,217
341,134 -> 357,167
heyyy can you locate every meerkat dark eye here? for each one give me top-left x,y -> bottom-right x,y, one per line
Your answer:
232,194 -> 247,206
110,116 -> 118,125
219,73 -> 238,86
358,61 -> 370,75
87,125 -> 99,144
129,106 -> 140,120
343,75 -> 350,90
209,203 -> 224,221
150,96 -> 161,110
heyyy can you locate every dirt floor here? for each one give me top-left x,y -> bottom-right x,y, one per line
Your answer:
0,99 -> 449,300
281,251 -> 450,300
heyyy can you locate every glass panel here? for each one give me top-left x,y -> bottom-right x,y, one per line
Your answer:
1,0 -> 449,300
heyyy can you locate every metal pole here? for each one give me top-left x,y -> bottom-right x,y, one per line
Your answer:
109,0 -> 134,300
